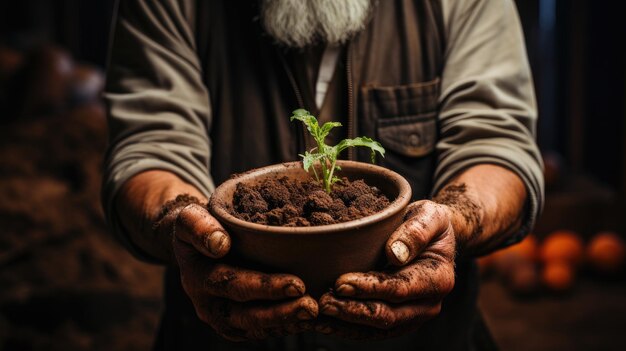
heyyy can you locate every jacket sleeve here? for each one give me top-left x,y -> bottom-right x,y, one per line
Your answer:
435,0 -> 544,246
102,0 -> 214,258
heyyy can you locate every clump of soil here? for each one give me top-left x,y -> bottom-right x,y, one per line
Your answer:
230,177 -> 390,226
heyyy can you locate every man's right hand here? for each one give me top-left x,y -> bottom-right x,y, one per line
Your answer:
171,203 -> 318,341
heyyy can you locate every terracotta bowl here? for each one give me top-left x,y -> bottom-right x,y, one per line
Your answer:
209,160 -> 412,297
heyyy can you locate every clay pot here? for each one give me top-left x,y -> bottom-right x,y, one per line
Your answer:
209,160 -> 412,297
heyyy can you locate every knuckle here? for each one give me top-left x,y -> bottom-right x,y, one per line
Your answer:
232,309 -> 255,329
424,202 -> 449,225
258,273 -> 280,293
432,202 -> 447,213
177,203 -> 203,225
254,304 -> 288,326
419,201 -> 440,217
229,284 -> 252,302
179,203 -> 216,236
389,282 -> 411,302
204,265 -> 238,296
367,303 -> 384,319
404,219 -> 428,242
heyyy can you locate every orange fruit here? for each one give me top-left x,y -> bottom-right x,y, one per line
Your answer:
540,230 -> 584,266
542,261 -> 575,292
507,234 -> 538,261
587,232 -> 625,274
489,234 -> 538,276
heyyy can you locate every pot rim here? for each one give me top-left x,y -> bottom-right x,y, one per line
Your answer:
209,160 -> 412,235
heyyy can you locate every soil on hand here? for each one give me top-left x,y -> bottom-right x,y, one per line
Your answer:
230,177 -> 390,226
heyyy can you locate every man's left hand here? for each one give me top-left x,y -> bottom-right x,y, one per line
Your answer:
316,201 -> 456,339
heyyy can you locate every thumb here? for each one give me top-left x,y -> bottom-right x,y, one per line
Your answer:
174,203 -> 231,258
385,201 -> 450,266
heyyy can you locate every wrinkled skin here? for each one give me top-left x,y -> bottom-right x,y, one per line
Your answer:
315,200 -> 457,339
121,165 -> 526,342
165,200 -> 455,341
168,203 -> 319,341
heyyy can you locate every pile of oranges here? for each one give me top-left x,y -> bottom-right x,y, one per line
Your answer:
478,230 -> 625,296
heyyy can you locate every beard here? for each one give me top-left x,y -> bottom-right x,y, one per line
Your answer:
260,0 -> 373,48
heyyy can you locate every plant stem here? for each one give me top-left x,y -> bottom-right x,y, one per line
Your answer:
326,159 -> 337,193
322,158 -> 330,193
315,138 -> 331,193
311,165 -> 320,181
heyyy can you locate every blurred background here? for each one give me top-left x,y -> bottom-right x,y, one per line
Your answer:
0,0 -> 624,350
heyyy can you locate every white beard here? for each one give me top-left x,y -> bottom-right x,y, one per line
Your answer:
261,0 -> 373,48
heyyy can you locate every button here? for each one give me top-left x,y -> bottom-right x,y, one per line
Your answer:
408,133 -> 420,146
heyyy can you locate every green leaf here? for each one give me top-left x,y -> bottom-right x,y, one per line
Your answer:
300,151 -> 324,171
335,136 -> 386,162
319,121 -> 342,140
292,109 -> 309,117
290,109 -> 385,193
290,109 -> 320,138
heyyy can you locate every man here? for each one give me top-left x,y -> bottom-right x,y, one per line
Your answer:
103,0 -> 543,349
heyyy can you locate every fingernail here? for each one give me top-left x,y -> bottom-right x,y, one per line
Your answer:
391,241 -> 410,264
322,304 -> 339,317
336,284 -> 355,296
284,284 -> 303,297
315,325 -> 334,334
208,231 -> 227,255
297,309 -> 314,321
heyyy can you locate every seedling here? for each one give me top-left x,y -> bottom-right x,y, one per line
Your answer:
290,109 -> 385,193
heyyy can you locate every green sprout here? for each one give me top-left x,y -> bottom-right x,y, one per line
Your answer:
290,109 -> 385,193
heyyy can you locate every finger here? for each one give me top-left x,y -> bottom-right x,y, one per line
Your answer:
228,295 -> 318,329
175,203 -> 231,258
174,243 -> 308,302
319,293 -> 440,330
205,296 -> 317,332
386,201 -> 454,266
334,260 -> 455,302
195,297 -> 316,341
202,264 -> 307,302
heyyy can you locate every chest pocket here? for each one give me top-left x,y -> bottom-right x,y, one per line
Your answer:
361,78 -> 440,158
360,78 -> 440,200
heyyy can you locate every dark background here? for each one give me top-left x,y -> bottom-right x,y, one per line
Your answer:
0,0 -> 625,350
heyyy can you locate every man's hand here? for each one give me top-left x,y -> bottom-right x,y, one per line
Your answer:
169,203 -> 319,341
316,201 -> 456,339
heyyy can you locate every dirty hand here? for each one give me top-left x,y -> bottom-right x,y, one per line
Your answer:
165,203 -> 318,341
317,200 -> 456,339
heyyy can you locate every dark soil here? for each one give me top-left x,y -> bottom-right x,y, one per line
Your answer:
0,104 -> 163,351
230,177 -> 390,226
